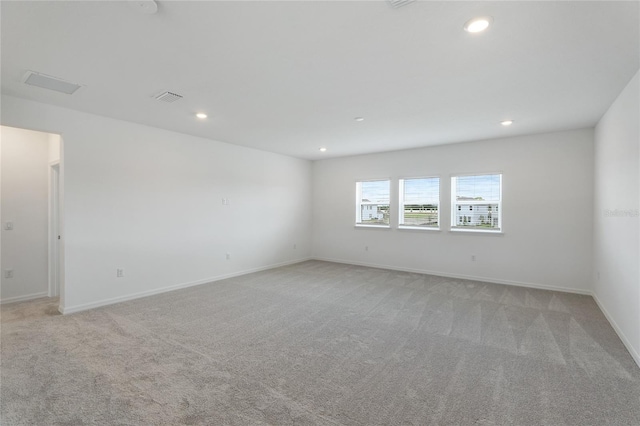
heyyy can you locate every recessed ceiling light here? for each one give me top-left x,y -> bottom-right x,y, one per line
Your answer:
319,147 -> 327,152
354,117 -> 365,122
464,16 -> 493,33
196,113 -> 207,119
501,120 -> 513,126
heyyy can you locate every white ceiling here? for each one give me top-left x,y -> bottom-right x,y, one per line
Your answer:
2,1 -> 638,160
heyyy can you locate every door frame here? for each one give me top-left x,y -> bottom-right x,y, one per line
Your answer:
48,161 -> 61,298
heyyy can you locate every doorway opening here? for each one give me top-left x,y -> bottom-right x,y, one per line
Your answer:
0,126 -> 64,312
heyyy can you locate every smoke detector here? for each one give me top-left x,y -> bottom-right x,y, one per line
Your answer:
129,0 -> 158,15
154,91 -> 183,103
22,71 -> 82,95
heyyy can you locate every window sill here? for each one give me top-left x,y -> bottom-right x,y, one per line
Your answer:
450,228 -> 504,235
398,226 -> 440,232
355,224 -> 391,230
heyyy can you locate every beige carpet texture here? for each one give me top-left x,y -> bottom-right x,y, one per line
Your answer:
1,260 -> 639,425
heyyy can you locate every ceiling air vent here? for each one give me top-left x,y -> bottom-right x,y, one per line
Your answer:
155,91 -> 183,103
387,0 -> 416,8
22,71 -> 82,95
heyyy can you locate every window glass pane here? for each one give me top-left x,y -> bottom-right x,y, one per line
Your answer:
400,177 -> 439,227
360,180 -> 389,204
403,178 -> 439,204
455,174 -> 501,201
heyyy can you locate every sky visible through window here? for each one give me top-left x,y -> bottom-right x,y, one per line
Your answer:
456,175 -> 500,200
361,180 -> 389,203
403,178 -> 439,204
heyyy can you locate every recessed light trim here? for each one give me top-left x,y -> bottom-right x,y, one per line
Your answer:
464,16 -> 493,33
196,113 -> 207,119
319,147 -> 327,152
354,117 -> 365,122
501,120 -> 513,126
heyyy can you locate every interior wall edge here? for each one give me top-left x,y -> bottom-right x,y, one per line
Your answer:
0,291 -> 49,305
312,257 -> 592,296
592,292 -> 640,369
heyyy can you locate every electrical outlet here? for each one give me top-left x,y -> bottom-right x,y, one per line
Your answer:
365,246 -> 369,251
3,269 -> 13,279
293,243 -> 297,250
116,268 -> 124,278
471,255 -> 476,261
226,253 -> 231,260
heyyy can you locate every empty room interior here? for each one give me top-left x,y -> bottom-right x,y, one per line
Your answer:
1,1 -> 639,425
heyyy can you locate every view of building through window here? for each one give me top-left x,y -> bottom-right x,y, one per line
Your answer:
451,174 -> 502,230
356,180 -> 390,226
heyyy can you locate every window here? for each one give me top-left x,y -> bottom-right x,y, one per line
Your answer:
451,174 -> 502,232
356,180 -> 390,227
399,177 -> 439,229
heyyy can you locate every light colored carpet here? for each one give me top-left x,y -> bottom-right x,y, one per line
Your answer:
1,260 -> 639,425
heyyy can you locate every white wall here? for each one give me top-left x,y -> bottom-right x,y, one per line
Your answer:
48,133 -> 61,163
593,70 -> 640,366
1,95 -> 312,313
1,126 -> 51,302
312,128 -> 594,293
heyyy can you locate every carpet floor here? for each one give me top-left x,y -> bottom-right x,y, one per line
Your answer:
1,260 -> 639,425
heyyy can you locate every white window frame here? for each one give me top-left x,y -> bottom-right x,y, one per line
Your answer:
451,173 -> 502,233
355,179 -> 391,228
398,176 -> 440,230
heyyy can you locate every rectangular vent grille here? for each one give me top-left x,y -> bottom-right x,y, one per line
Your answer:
387,0 -> 416,8
23,71 -> 82,95
155,91 -> 183,103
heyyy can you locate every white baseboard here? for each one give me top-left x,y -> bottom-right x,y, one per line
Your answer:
313,257 -> 639,369
60,257 -> 312,315
592,293 -> 640,369
17,257 -> 640,370
312,257 -> 592,295
0,291 -> 49,305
